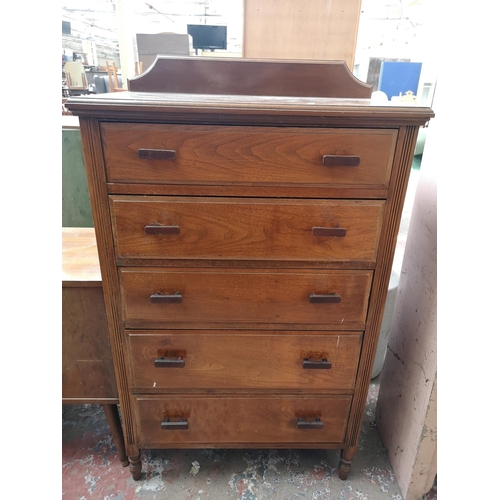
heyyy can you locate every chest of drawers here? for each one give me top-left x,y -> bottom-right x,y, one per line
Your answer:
67,57 -> 433,481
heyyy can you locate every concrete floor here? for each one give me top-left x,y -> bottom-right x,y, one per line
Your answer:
62,377 -> 436,499
62,157 -> 437,499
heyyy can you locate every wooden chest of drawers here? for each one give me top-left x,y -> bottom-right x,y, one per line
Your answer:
67,57 -> 433,481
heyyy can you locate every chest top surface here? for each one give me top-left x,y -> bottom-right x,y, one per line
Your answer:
66,56 -> 433,126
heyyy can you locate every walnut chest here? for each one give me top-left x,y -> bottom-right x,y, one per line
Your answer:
66,57 -> 434,480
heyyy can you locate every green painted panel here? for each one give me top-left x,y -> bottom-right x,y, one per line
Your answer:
62,129 -> 94,227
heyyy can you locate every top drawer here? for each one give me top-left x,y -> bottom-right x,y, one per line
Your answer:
101,123 -> 397,188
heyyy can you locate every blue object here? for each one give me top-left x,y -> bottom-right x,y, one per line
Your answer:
379,61 -> 422,100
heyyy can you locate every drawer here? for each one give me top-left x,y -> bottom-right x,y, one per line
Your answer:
119,268 -> 372,329
101,123 -> 397,188
128,331 -> 362,390
135,395 -> 352,446
110,196 -> 385,263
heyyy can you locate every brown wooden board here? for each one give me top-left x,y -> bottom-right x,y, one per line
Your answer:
128,331 -> 362,391
110,197 -> 385,263
128,56 -> 371,97
135,395 -> 352,446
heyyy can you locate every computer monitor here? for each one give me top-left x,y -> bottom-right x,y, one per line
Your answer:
187,25 -> 227,50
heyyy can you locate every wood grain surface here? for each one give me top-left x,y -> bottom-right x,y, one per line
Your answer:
62,286 -> 118,402
66,91 -> 434,128
67,58 -> 434,480
62,227 -> 101,286
79,117 -> 140,458
243,2 -> 362,68
128,331 -> 362,391
110,197 -> 385,263
62,227 -> 117,402
135,395 -> 352,446
101,124 -> 397,188
127,57 -> 371,97
119,268 -> 372,329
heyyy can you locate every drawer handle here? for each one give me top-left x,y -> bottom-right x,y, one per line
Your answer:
138,148 -> 177,161
150,292 -> 183,303
322,155 -> 360,167
297,418 -> 324,429
302,358 -> 332,369
161,418 -> 188,430
312,227 -> 347,237
144,225 -> 180,235
309,293 -> 341,304
154,356 -> 185,368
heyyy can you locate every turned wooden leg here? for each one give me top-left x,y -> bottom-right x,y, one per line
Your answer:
129,453 -> 143,481
102,404 -> 129,467
339,446 -> 356,480
126,444 -> 142,480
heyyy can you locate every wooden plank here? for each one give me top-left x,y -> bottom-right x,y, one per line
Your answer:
79,117 -> 140,459
62,227 -> 101,286
243,0 -> 362,69
119,268 -> 372,329
62,286 -> 118,400
109,197 -> 385,264
129,331 -> 362,391
136,395 -> 352,446
127,56 -> 371,98
101,124 -> 396,188
66,90 -> 434,126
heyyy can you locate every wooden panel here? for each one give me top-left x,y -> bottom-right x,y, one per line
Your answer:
62,227 -> 117,402
345,126 -> 420,450
110,197 -> 385,263
101,124 -> 397,188
243,0 -> 362,69
136,395 -> 352,446
66,92 -> 434,128
106,182 -> 389,200
128,56 -> 371,97
119,268 -> 372,329
62,227 -> 101,286
78,117 -> 139,456
128,331 -> 362,390
62,286 -> 118,401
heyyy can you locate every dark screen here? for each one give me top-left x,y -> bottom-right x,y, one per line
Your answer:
187,25 -> 227,50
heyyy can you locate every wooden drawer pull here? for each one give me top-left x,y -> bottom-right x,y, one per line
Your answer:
322,155 -> 360,167
154,356 -> 185,368
297,418 -> 324,429
160,418 -> 188,430
312,227 -> 347,237
138,148 -> 177,161
302,358 -> 332,369
144,225 -> 180,235
150,292 -> 183,303
309,293 -> 341,304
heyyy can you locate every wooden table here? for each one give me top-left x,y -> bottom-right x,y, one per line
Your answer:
62,227 -> 128,466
